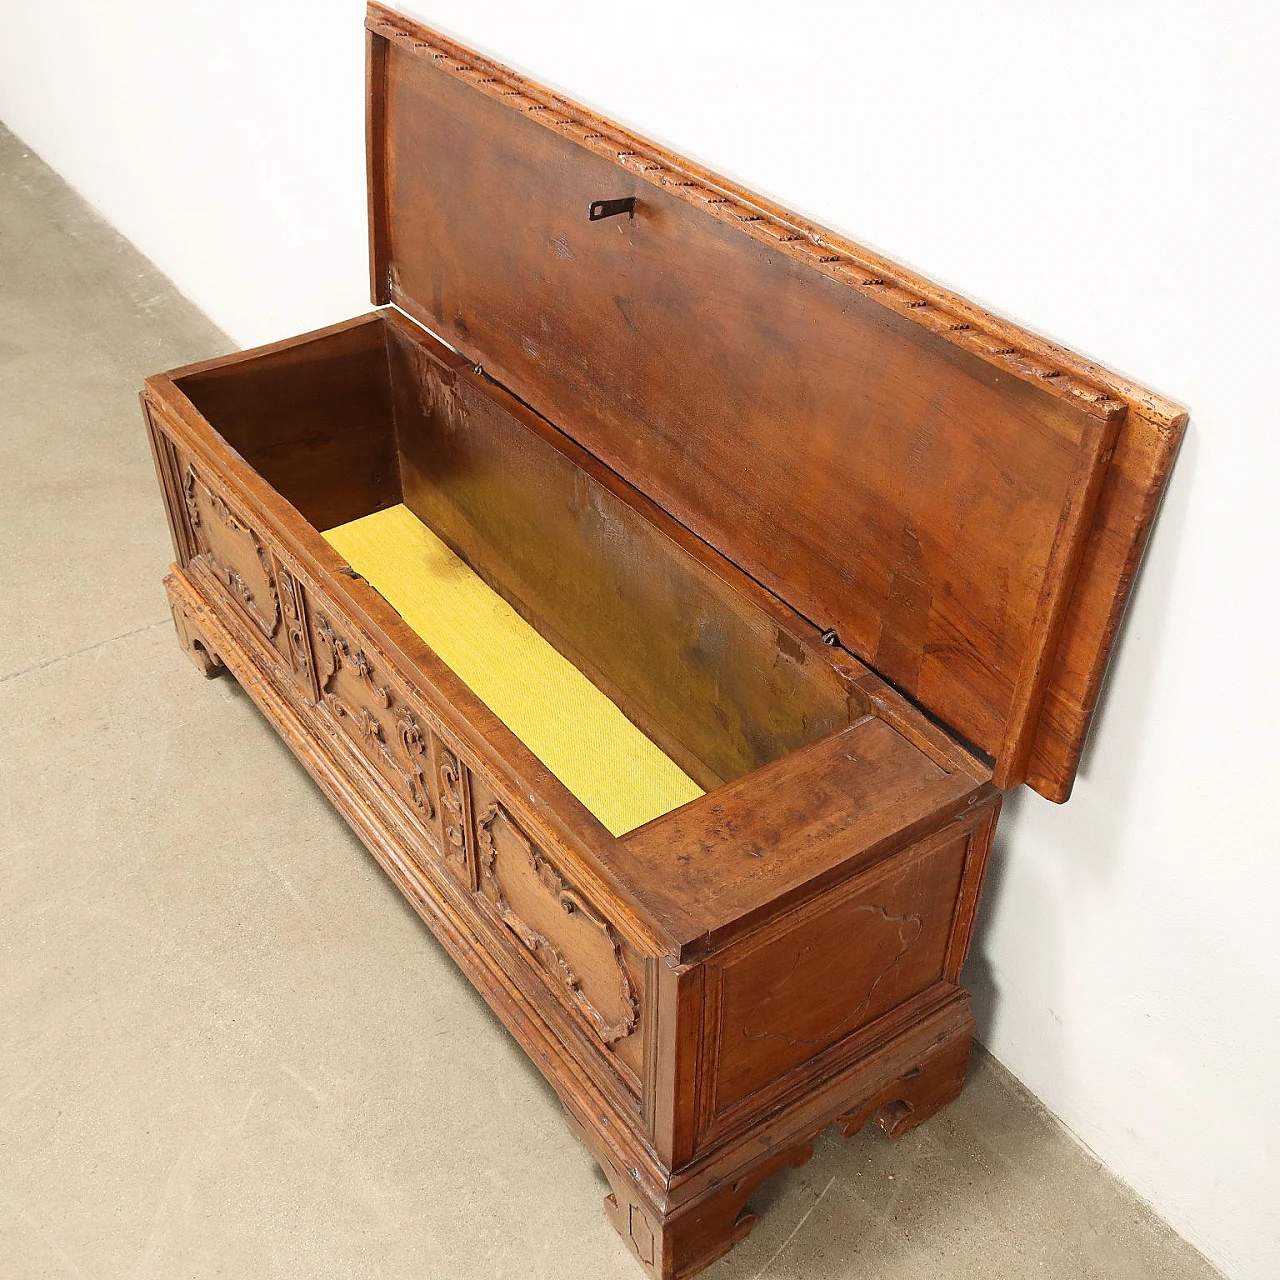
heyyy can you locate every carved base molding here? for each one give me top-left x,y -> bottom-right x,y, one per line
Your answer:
567,1011 -> 973,1280
167,583 -> 226,678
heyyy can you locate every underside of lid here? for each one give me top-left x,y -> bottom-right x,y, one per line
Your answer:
364,2 -> 1187,802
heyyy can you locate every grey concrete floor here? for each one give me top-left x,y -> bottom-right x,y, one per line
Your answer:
0,121 -> 1223,1280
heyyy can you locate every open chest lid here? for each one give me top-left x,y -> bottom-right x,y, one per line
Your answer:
364,3 -> 1186,802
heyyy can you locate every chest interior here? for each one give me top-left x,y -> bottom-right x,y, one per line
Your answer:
173,314 -> 869,837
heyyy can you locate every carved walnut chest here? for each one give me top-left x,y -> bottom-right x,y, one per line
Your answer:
140,7 -> 1186,1277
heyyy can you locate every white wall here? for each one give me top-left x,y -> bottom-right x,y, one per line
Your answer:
3,1 -> 1276,1275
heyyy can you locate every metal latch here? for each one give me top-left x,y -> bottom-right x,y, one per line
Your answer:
588,197 -> 636,222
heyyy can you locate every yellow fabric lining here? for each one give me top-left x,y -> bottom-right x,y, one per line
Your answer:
323,504 -> 703,836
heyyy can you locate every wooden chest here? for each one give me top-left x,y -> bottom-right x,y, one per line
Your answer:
140,7 -> 1186,1276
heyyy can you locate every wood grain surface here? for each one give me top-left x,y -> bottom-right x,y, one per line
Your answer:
365,2 -> 1186,801
134,7 -> 1185,1274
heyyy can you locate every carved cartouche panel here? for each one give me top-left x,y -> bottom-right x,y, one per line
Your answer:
706,831 -> 972,1119
310,610 -> 440,852
472,784 -> 643,1078
182,464 -> 281,641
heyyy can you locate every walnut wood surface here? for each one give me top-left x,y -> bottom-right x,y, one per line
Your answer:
142,307 -> 998,1276
617,717 -> 994,960
175,316 -> 397,532
364,2 -> 1186,801
136,8 -> 1183,1274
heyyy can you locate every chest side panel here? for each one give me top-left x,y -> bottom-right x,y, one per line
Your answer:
690,800 -> 999,1154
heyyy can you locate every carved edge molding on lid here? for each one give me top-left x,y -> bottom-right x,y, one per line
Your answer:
366,2 -> 1184,428
476,802 -> 640,1046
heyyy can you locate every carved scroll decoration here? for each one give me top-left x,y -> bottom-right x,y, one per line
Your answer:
436,744 -> 467,862
182,465 -> 280,640
315,616 -> 391,707
180,463 -> 201,530
396,710 -> 434,822
476,803 -> 640,1046
274,560 -> 313,683
313,613 -> 435,824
